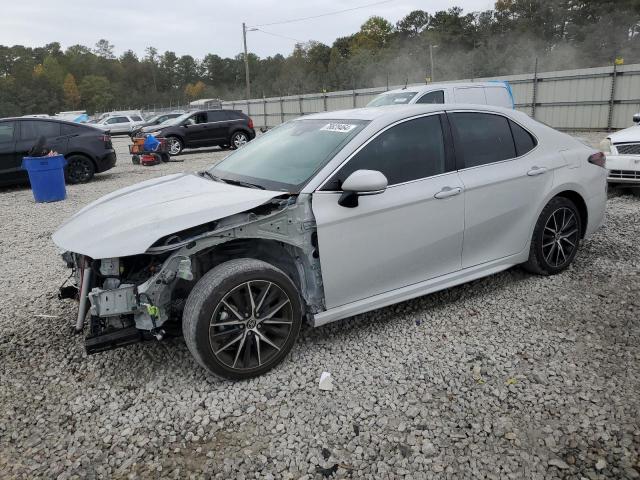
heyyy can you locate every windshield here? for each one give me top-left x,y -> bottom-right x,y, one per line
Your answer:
367,91 -> 417,107
208,119 -> 368,192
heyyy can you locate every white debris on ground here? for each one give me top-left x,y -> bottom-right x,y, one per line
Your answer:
0,133 -> 639,479
318,372 -> 334,391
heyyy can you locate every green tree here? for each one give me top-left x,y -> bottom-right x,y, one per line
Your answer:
79,75 -> 113,112
63,73 -> 81,109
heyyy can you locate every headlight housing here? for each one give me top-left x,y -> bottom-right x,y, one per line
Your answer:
599,138 -> 612,154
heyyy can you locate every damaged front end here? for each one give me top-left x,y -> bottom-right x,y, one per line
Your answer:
58,193 -> 324,355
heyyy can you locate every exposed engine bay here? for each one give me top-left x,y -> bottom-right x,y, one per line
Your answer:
59,194 -> 324,354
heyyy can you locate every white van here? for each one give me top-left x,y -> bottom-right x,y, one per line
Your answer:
367,81 -> 515,109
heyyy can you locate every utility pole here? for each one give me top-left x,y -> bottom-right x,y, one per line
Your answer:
429,44 -> 437,82
242,22 -> 251,100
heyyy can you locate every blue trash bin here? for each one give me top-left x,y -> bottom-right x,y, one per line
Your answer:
22,155 -> 67,203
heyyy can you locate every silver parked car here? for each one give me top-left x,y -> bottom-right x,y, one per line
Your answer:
95,113 -> 145,135
53,104 -> 607,379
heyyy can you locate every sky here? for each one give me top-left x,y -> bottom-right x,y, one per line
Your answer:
2,0 -> 495,59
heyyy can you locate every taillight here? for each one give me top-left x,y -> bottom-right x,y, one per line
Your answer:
248,118 -> 254,129
588,152 -> 606,168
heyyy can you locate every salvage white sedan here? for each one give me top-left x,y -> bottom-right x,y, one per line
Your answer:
601,113 -> 640,186
53,104 -> 607,379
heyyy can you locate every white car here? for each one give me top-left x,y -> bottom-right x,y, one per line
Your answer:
367,81 -> 514,109
95,113 -> 146,135
53,104 -> 606,379
602,113 -> 640,185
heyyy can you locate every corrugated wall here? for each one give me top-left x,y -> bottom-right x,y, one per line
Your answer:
223,63 -> 640,131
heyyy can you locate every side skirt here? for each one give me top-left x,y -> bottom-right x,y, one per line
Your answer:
312,254 -> 524,327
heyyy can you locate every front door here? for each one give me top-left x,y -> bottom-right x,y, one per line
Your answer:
312,114 -> 465,309
183,112 -> 210,146
448,112 -> 555,268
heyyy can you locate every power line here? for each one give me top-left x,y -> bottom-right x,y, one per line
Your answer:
254,28 -> 304,43
251,0 -> 395,28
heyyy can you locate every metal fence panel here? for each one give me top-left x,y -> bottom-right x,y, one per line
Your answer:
149,63 -> 640,131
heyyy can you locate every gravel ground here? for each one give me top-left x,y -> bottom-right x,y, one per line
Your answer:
0,133 -> 639,479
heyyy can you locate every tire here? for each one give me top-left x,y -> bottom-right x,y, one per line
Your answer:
183,259 -> 302,380
65,155 -> 95,184
229,131 -> 249,150
132,155 -> 140,165
160,152 -> 171,163
167,136 -> 183,155
523,196 -> 582,275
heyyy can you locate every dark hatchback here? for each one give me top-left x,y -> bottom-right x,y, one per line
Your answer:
0,117 -> 116,187
139,109 -> 256,155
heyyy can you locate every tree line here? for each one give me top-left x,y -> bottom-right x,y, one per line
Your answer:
0,0 -> 638,117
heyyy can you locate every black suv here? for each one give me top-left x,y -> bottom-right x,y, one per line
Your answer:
139,110 -> 256,155
0,117 -> 116,186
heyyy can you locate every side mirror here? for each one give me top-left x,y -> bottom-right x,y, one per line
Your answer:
338,169 -> 388,208
633,113 -> 640,125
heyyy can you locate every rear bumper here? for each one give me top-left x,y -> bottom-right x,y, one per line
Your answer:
248,128 -> 256,140
95,150 -> 117,173
606,154 -> 640,184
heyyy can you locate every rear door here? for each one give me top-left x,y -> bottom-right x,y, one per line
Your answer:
0,121 -> 22,185
15,120 -> 66,161
204,111 -> 230,144
104,116 -> 130,133
449,111 -> 552,268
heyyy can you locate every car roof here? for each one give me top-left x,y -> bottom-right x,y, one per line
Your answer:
0,117 -> 87,127
301,103 -> 520,123
381,82 -> 508,95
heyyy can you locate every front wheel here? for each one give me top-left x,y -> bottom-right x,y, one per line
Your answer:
167,136 -> 183,155
182,259 -> 303,380
230,131 -> 249,150
523,196 -> 582,275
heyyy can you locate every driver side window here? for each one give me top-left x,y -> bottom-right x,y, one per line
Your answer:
322,115 -> 447,190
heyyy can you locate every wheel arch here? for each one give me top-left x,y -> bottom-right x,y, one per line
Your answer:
193,238 -> 309,309
229,127 -> 251,140
554,190 -> 588,238
64,151 -> 97,170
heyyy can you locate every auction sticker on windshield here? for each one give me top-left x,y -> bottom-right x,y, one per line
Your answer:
321,123 -> 358,133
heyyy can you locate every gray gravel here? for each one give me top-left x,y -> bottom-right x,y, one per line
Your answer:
0,133 -> 639,479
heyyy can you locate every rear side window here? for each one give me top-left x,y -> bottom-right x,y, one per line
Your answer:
449,112 -> 516,168
416,90 -> 444,104
130,115 -> 143,122
324,115 -> 446,189
207,111 -> 227,122
20,121 -> 61,140
0,122 -> 15,142
61,123 -> 81,135
106,117 -> 128,124
509,120 -> 537,156
225,111 -> 245,120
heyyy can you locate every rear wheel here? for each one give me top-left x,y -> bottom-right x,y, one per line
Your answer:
65,155 -> 95,184
183,259 -> 302,380
167,136 -> 183,155
523,197 -> 582,275
230,131 -> 249,149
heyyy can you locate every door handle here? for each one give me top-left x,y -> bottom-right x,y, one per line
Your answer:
527,166 -> 547,176
434,186 -> 462,199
